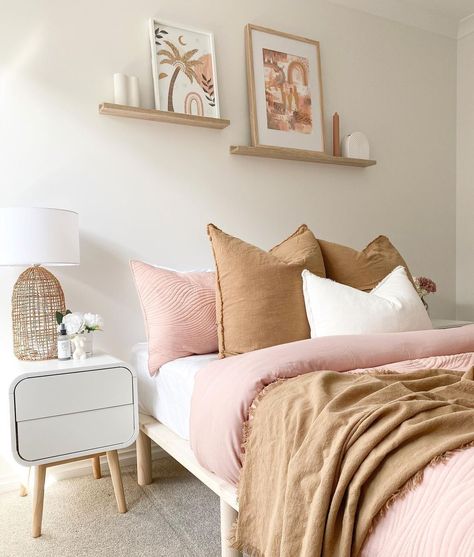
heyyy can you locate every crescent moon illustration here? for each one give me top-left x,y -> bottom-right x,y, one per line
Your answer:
178,35 -> 186,46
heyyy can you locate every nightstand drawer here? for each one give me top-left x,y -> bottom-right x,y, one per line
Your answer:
14,366 -> 133,421
16,404 -> 135,462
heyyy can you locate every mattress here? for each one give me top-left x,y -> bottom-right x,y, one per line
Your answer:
131,342 -> 218,440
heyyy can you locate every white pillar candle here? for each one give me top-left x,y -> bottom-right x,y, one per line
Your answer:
128,76 -> 140,108
113,73 -> 128,105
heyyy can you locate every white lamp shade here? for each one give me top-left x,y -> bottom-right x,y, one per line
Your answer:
0,207 -> 80,266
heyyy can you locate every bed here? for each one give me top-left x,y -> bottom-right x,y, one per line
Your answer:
131,344 -> 241,557
130,225 -> 474,556
132,343 -> 218,440
134,327 -> 474,557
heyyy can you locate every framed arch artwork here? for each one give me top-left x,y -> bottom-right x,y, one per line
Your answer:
245,24 -> 325,152
149,19 -> 220,118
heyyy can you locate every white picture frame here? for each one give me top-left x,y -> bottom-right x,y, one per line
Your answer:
245,24 -> 325,152
149,19 -> 221,118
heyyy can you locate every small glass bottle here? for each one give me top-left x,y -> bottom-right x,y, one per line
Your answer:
57,323 -> 71,360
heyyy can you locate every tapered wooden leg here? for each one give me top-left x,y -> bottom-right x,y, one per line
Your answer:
136,430 -> 152,486
91,455 -> 102,479
106,450 -> 126,513
32,465 -> 46,538
20,467 -> 31,497
220,498 -> 241,557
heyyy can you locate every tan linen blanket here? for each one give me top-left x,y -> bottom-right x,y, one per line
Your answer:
232,368 -> 474,557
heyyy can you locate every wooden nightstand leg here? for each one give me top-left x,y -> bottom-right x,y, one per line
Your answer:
92,455 -> 102,479
19,467 -> 31,496
106,450 -> 127,513
137,430 -> 152,486
32,465 -> 46,538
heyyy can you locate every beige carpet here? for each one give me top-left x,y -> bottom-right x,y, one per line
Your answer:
0,456 -> 222,557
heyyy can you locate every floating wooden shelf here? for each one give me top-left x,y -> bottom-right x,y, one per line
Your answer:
99,103 -> 230,129
230,145 -> 376,167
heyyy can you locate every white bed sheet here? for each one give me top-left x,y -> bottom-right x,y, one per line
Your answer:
131,343 -> 218,440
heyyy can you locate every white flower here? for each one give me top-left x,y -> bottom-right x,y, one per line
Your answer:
83,313 -> 104,331
63,312 -> 85,335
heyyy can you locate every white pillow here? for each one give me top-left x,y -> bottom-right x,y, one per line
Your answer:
302,266 -> 432,337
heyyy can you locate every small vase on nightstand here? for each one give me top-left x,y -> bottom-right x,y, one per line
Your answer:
422,297 -> 429,316
74,332 -> 94,357
84,332 -> 94,357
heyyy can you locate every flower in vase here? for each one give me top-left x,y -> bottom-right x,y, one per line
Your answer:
413,276 -> 437,298
413,276 -> 437,311
83,313 -> 104,332
63,312 -> 85,335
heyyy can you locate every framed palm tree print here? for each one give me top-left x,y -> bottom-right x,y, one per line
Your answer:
149,20 -> 221,118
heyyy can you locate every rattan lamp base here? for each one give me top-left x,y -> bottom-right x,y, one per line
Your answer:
12,266 -> 66,361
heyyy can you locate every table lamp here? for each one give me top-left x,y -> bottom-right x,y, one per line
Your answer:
0,207 -> 79,360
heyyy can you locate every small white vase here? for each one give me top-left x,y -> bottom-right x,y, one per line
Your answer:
83,332 -> 94,357
341,132 -> 370,160
128,76 -> 140,107
113,73 -> 128,105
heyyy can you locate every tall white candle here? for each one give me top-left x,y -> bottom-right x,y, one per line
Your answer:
128,76 -> 140,108
113,73 -> 128,105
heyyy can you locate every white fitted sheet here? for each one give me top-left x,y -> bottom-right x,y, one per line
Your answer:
131,343 -> 218,440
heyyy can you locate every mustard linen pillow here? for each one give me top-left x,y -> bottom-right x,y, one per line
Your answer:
207,224 -> 326,358
318,235 -> 412,292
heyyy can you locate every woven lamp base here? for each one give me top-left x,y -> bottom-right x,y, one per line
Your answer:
12,266 -> 66,361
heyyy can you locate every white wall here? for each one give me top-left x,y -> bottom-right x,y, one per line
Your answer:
0,0 -> 458,363
456,30 -> 474,320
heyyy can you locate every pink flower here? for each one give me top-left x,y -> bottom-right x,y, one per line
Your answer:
414,276 -> 437,298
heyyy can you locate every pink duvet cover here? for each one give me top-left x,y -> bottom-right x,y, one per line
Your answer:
190,326 -> 474,555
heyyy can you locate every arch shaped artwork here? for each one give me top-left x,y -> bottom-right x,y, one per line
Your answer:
287,61 -> 308,86
184,92 -> 204,116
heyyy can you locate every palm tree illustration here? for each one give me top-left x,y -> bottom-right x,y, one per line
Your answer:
158,40 -> 201,112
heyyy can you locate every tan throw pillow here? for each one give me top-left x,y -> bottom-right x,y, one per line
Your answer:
318,235 -> 412,292
208,224 -> 326,358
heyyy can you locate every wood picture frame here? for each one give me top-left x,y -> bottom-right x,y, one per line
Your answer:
149,19 -> 221,118
245,24 -> 326,153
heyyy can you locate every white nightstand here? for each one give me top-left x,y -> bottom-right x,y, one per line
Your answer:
432,319 -> 473,329
8,353 -> 138,537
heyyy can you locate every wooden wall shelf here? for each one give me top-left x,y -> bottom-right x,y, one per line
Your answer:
99,103 -> 230,129
230,145 -> 376,167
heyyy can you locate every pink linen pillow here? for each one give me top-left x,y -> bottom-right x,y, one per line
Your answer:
130,260 -> 218,376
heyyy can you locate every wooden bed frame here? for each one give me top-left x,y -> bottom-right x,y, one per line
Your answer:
137,413 -> 242,557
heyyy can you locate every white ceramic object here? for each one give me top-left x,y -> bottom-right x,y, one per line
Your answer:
341,132 -> 370,160
113,73 -> 128,105
71,335 -> 87,360
128,76 -> 140,107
